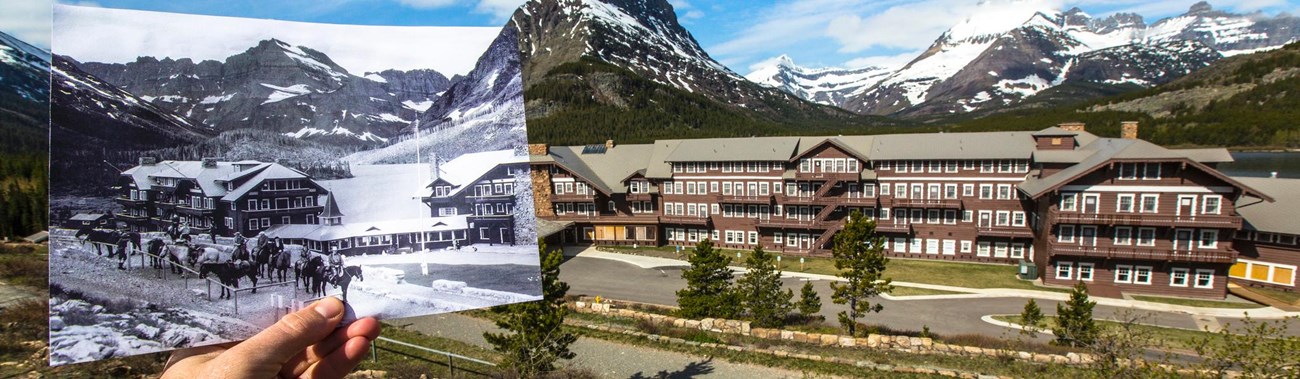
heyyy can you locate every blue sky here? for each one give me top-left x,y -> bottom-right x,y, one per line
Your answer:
6,0 -> 1300,73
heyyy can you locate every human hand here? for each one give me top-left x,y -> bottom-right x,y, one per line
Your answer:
162,297 -> 381,379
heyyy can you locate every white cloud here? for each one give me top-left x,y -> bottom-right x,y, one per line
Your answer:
746,55 -> 789,73
473,0 -> 524,21
683,10 -> 704,20
668,0 -> 704,20
54,4 -> 499,75
396,0 -> 458,9
843,50 -> 920,69
0,0 -> 54,49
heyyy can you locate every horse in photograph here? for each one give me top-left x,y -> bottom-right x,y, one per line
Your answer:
303,256 -> 328,298
162,243 -> 195,275
269,246 -> 294,283
199,260 -> 259,300
329,266 -> 364,303
75,228 -> 121,256
111,231 -> 143,269
254,242 -> 279,279
146,238 -> 167,269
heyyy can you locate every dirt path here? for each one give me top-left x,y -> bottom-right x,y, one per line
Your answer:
396,313 -> 816,379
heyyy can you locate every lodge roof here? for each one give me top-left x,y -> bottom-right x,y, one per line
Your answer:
263,216 -> 468,241
1233,177 -> 1300,234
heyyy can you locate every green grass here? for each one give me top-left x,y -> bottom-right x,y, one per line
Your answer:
598,245 -> 1062,292
1247,286 -> 1300,305
890,286 -> 970,296
993,315 -> 1219,351
356,323 -> 505,378
0,244 -> 48,287
1131,295 -> 1265,309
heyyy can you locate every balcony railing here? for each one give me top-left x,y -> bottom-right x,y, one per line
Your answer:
175,206 -> 216,216
244,205 -> 324,215
115,196 -> 149,205
552,193 -> 596,201
115,212 -> 150,222
625,192 -> 655,201
660,216 -> 711,226
793,171 -> 859,181
1049,209 -> 1242,229
976,225 -> 1034,238
760,218 -> 822,229
874,222 -> 914,234
886,198 -> 963,209
718,194 -> 774,204
550,213 -> 601,221
1047,242 -> 1236,264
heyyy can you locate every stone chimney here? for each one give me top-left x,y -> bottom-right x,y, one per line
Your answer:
201,157 -> 218,168
605,139 -> 616,150
1058,122 -> 1086,132
139,157 -> 158,166
429,152 -> 440,183
528,143 -> 549,156
1121,121 -> 1139,139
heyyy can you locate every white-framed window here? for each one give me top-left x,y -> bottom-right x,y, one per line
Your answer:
1117,194 -> 1135,213
1202,195 -> 1221,215
1078,263 -> 1094,281
1012,211 -> 1025,227
1170,268 -> 1190,287
962,184 -> 974,197
963,160 -> 975,170
1137,228 -> 1156,246
893,238 -> 907,252
774,233 -> 783,244
927,209 -> 940,224
1114,265 -> 1133,283
1199,229 -> 1219,249
1114,227 -> 1132,245
248,219 -> 259,230
1059,225 -> 1076,243
1134,266 -> 1152,285
997,184 -> 1012,200
981,160 -> 994,173
880,207 -> 890,220
960,240 -> 972,253
1056,261 -> 1074,280
1119,163 -> 1137,180
1194,269 -> 1215,289
944,184 -> 958,199
1060,192 -> 1078,211
962,210 -> 973,223
1144,163 -> 1161,180
943,209 -> 957,225
945,160 -> 958,173
977,242 -> 991,257
980,184 -> 993,200
1010,243 -> 1025,259
996,211 -> 1010,226
1140,194 -> 1159,213
748,231 -> 758,245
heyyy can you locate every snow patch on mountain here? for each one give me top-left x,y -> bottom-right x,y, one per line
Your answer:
259,83 -> 313,104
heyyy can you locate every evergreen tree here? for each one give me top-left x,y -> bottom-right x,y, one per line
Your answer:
484,242 -> 577,376
1054,282 -> 1100,347
736,246 -> 793,328
1020,298 -> 1045,337
676,239 -> 740,319
797,281 -> 822,318
829,210 -> 892,337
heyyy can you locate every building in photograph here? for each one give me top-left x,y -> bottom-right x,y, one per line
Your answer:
529,123 -> 1282,299
63,212 -> 113,230
117,157 -> 328,237
1229,177 -> 1300,293
421,150 -> 531,246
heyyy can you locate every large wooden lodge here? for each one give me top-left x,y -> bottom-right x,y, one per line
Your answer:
529,122 -> 1298,298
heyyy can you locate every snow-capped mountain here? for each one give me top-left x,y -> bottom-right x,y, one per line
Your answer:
755,1 -> 1299,117
51,55 -> 213,150
514,0 -> 848,118
75,39 -> 451,144
745,55 -> 893,109
0,31 -> 51,104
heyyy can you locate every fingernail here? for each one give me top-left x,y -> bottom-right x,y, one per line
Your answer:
315,298 -> 342,318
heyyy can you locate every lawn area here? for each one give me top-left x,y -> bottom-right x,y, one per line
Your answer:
1247,286 -> 1300,305
598,245 -> 1061,292
1131,295 -> 1264,309
890,285 -> 969,296
993,315 -> 1218,351
356,323 -> 505,378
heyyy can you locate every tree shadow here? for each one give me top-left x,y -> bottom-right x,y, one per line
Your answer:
628,357 -> 716,379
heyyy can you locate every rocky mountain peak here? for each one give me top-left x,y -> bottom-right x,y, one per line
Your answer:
1187,1 -> 1215,16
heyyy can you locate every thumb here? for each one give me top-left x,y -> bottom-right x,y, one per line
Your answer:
221,297 -> 346,370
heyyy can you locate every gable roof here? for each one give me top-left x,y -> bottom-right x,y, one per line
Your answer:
1232,177 -> 1297,234
221,164 -> 314,201
544,144 -> 656,194
1020,138 -> 1271,200
427,150 -> 528,197
662,137 -> 800,162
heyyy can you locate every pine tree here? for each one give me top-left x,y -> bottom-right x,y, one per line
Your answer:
797,281 -> 822,318
830,210 -> 893,337
676,239 -> 740,319
1054,282 -> 1099,347
1020,298 -> 1045,337
736,246 -> 793,328
484,242 -> 577,376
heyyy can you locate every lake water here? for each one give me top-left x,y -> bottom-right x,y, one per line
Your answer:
1219,152 -> 1300,179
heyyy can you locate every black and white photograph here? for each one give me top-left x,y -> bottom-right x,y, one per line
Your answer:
47,4 -> 539,366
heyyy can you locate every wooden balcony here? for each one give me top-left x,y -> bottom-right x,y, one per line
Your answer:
114,196 -> 149,206
874,222 -> 914,234
549,213 -> 602,222
115,212 -> 150,222
1047,242 -> 1236,264
776,195 -> 825,205
660,216 -> 711,226
793,171 -> 859,181
175,205 -> 217,216
625,192 -> 655,201
885,198 -> 963,209
1049,209 -> 1241,229
552,193 -> 596,202
760,218 -> 822,229
976,225 -> 1034,238
718,194 -> 774,204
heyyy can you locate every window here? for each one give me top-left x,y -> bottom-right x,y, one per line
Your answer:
1137,228 -> 1156,246
1060,192 -> 1078,211
960,240 -> 972,253
1134,266 -> 1152,285
977,242 -> 992,257
944,210 -> 957,225
1012,212 -> 1025,227
1117,194 -> 1135,213
1199,230 -> 1219,249
997,185 -> 1011,200
1119,163 -> 1137,180
980,161 -> 993,173
1170,268 -> 1190,287
944,184 -> 957,199
1144,163 -> 1161,180
962,184 -> 974,197
248,219 -> 259,230
1059,225 -> 1076,243
748,231 -> 758,245
962,210 -> 973,223
1078,263 -> 1094,281
928,160 -> 941,173
894,238 -> 907,252
979,184 -> 993,200
1140,194 -> 1159,213
1056,261 -> 1073,279
1202,195 -> 1221,214
1194,269 -> 1214,288
996,211 -> 1010,226
1115,265 -> 1133,283
1114,227 -> 1132,245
